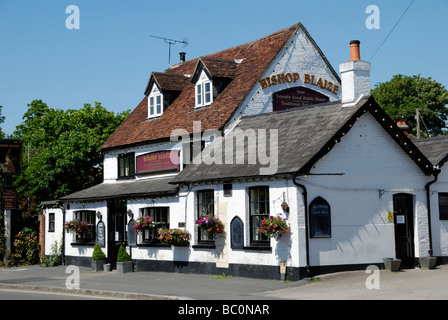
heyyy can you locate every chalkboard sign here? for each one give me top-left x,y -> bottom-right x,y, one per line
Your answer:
127,219 -> 137,247
230,216 -> 243,249
309,197 -> 331,238
97,221 -> 105,248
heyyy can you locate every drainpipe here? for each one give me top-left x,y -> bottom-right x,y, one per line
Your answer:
425,174 -> 438,257
292,178 -> 311,278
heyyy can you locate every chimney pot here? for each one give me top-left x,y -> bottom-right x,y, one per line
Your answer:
339,40 -> 371,107
179,52 -> 186,63
350,40 -> 361,61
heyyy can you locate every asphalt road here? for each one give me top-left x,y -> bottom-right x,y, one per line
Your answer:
0,288 -> 110,300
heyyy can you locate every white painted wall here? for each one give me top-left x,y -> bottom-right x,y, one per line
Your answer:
428,169 -> 448,258
43,207 -> 64,256
297,112 -> 431,267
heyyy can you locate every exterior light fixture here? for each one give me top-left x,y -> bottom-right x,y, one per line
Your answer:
96,211 -> 102,221
127,209 -> 133,219
281,192 -> 290,213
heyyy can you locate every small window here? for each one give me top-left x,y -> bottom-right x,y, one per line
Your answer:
439,193 -> 448,220
140,207 -> 170,242
249,186 -> 270,244
309,197 -> 331,238
118,152 -> 135,178
195,71 -> 213,108
148,85 -> 163,118
48,212 -> 55,232
223,182 -> 232,197
74,210 -> 96,242
197,190 -> 215,242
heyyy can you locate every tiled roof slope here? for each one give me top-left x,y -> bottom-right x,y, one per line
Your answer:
101,24 -> 300,151
411,136 -> 448,167
172,96 -> 435,183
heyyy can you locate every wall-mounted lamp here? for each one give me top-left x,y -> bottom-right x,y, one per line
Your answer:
96,211 -> 102,221
127,209 -> 133,219
281,192 -> 290,214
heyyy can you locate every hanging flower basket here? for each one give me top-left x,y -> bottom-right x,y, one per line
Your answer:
196,215 -> 224,235
64,219 -> 88,234
259,215 -> 290,239
133,216 -> 156,235
158,228 -> 191,246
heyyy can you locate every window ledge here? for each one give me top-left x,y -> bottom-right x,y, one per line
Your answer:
137,243 -> 170,248
243,245 -> 272,252
71,242 -> 96,247
192,243 -> 216,249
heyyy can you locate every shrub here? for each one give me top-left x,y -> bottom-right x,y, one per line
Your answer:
92,243 -> 106,261
40,239 -> 63,267
9,230 -> 40,266
117,244 -> 130,262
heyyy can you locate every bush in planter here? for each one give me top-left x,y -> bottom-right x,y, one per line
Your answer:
117,244 -> 131,262
91,243 -> 107,272
92,243 -> 106,260
116,244 -> 132,274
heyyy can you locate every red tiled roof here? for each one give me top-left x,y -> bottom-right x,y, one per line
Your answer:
102,23 -> 300,151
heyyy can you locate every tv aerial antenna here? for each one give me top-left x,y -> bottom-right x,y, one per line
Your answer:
150,35 -> 189,66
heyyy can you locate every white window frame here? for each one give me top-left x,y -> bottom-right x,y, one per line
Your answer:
195,70 -> 213,108
148,85 -> 163,118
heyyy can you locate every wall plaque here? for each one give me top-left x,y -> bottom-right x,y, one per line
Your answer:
136,150 -> 179,175
97,221 -> 105,248
273,87 -> 329,111
230,216 -> 243,249
127,219 -> 137,247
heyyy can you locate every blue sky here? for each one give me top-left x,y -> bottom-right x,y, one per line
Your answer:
0,0 -> 447,136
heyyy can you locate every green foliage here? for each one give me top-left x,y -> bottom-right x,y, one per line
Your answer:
371,74 -> 448,137
92,243 -> 106,261
40,239 -> 63,267
8,229 -> 40,266
13,100 -> 130,203
117,244 -> 130,262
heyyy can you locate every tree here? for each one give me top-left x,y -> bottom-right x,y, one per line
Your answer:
371,74 -> 448,137
13,100 -> 130,204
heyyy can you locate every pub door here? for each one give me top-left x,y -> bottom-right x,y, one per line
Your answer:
107,199 -> 128,269
393,193 -> 415,268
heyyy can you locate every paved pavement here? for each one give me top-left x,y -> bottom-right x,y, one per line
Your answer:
0,264 -> 447,300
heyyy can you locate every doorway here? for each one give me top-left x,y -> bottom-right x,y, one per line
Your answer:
393,193 -> 415,267
107,199 -> 127,269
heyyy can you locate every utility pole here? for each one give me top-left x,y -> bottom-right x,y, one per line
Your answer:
416,109 -> 420,139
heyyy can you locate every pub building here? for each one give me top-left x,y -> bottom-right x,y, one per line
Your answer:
41,23 -> 448,280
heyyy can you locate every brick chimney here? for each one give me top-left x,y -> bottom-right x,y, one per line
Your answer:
339,40 -> 371,107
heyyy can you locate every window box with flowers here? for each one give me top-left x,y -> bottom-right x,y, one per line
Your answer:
195,214 -> 224,237
64,219 -> 89,234
133,216 -> 156,243
259,215 -> 290,240
158,228 -> 191,247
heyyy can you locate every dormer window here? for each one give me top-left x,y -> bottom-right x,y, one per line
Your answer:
195,70 -> 213,108
148,85 -> 163,118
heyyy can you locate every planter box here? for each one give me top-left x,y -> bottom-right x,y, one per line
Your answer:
383,258 -> 401,271
419,257 -> 437,269
91,259 -> 106,272
117,261 -> 133,274
103,263 -> 111,272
